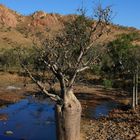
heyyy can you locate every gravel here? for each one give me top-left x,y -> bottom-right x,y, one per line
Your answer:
82,107 -> 140,140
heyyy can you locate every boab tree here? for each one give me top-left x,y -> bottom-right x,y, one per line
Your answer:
20,6 -> 112,140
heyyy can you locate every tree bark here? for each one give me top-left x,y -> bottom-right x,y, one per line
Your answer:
135,70 -> 138,106
55,89 -> 82,140
132,74 -> 136,109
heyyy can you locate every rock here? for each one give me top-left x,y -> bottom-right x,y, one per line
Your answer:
5,130 -> 13,135
0,114 -> 8,121
0,5 -> 18,27
6,86 -> 21,90
45,121 -> 51,124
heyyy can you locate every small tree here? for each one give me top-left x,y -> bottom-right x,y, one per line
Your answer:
104,33 -> 140,109
19,6 -> 112,140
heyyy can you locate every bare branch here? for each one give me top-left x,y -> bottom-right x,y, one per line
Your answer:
21,64 -> 62,102
77,66 -> 90,73
41,58 -> 66,98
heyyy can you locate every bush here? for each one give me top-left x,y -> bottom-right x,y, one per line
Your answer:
103,79 -> 113,89
0,48 -> 20,71
0,47 -> 37,72
91,64 -> 101,76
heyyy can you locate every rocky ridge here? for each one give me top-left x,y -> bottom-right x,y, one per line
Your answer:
0,4 -> 139,49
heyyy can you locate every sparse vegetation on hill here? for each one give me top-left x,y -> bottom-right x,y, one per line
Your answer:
0,4 -> 139,50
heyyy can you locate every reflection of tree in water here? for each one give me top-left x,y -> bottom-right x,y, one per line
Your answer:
30,106 -> 45,120
27,97 -> 55,124
28,95 -> 54,105
86,101 -> 118,119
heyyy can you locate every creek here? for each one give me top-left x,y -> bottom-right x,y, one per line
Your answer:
0,95 -> 119,140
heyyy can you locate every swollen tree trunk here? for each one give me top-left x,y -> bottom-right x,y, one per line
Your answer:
55,89 -> 82,140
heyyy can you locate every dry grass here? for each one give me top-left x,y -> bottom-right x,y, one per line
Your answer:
0,72 -> 25,86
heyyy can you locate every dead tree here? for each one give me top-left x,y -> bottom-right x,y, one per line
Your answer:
19,6 -> 112,140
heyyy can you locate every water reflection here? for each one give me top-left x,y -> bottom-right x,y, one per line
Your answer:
86,101 -> 119,119
0,96 -> 56,140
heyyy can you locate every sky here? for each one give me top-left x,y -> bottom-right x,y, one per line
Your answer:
0,0 -> 140,29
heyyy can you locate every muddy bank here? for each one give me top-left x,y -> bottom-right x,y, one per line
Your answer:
0,72 -> 131,106
0,72 -> 37,107
0,85 -> 36,107
0,76 -> 130,107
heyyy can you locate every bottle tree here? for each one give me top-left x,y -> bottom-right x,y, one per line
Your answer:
19,5 -> 112,140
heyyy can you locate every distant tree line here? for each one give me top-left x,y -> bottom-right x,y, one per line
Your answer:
1,33 -> 140,90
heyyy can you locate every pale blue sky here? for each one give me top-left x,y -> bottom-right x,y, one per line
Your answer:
0,0 -> 140,29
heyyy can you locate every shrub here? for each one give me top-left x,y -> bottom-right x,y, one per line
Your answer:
103,79 -> 113,89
